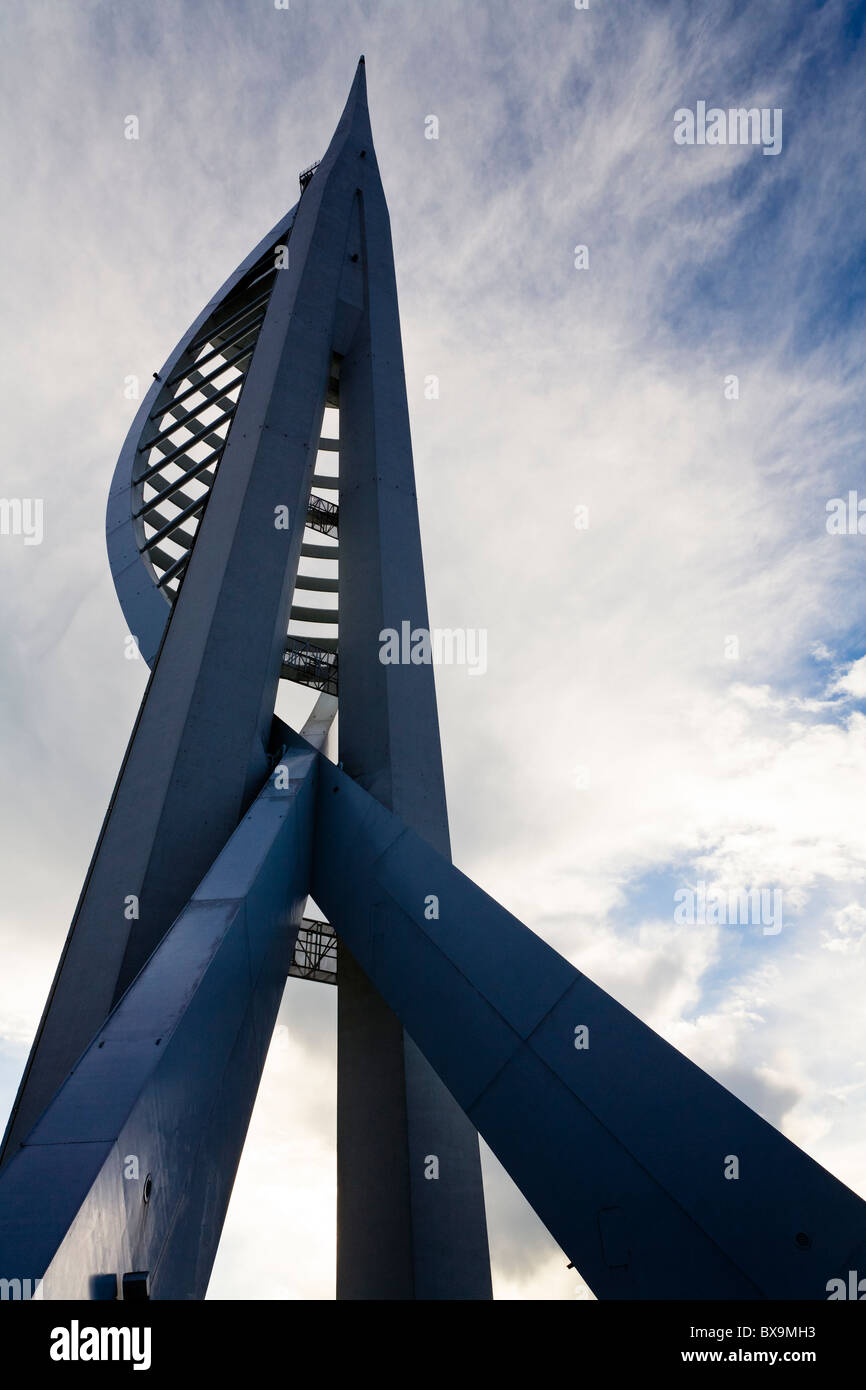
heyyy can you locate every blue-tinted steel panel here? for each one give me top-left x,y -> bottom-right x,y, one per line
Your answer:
0,743 -> 317,1299
312,748 -> 866,1299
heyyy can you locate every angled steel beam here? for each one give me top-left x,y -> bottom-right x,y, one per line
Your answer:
0,738 -> 318,1300
311,746 -> 866,1301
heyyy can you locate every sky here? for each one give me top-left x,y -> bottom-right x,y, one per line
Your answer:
1,0 -> 866,1300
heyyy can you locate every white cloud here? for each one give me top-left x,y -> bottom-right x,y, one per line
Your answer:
829,654 -> 866,699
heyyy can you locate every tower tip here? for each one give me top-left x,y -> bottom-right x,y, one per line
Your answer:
318,54 -> 371,163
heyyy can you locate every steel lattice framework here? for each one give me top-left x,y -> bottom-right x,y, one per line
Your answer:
109,193 -> 341,692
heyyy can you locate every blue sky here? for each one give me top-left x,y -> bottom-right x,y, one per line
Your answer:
1,0 -> 866,1299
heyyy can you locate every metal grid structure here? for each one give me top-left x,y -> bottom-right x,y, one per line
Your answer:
289,483 -> 340,683
124,176 -> 342,696
134,238 -> 289,599
289,918 -> 337,985
281,637 -> 338,695
299,160 -> 320,192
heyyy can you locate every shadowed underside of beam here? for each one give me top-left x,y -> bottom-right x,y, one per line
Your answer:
309,746 -> 866,1301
